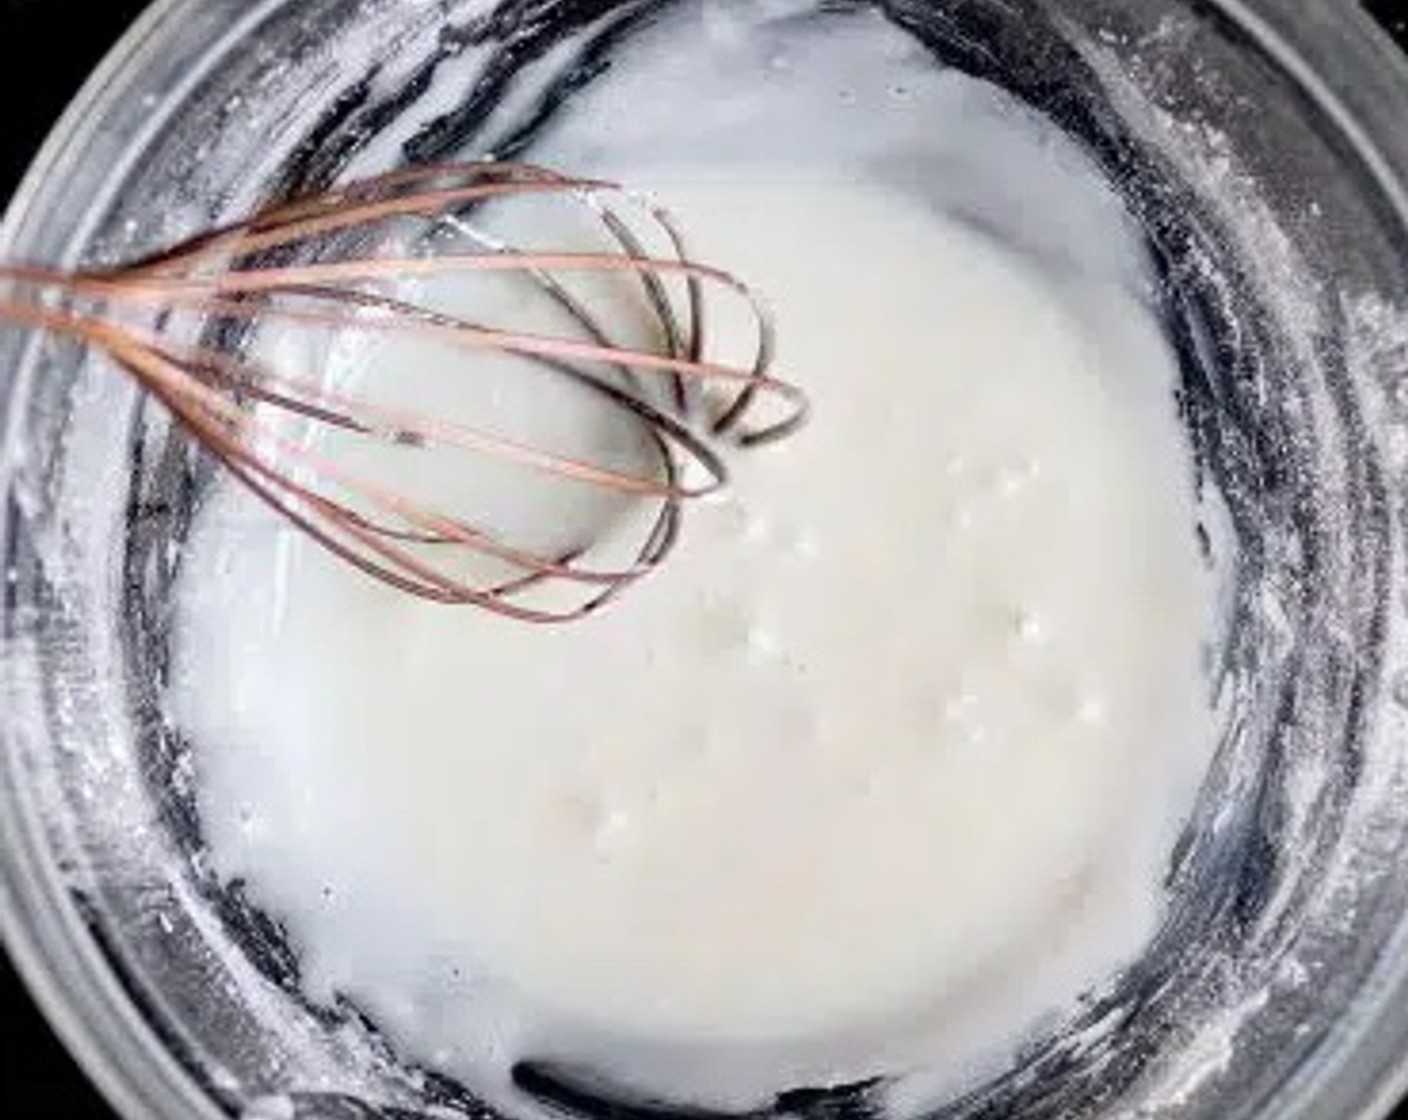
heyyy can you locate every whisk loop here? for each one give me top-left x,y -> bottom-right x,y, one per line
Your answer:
0,161 -> 808,622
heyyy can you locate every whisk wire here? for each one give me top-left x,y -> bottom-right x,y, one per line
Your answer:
0,161 -> 808,621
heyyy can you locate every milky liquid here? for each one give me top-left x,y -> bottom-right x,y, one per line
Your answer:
173,9 -> 1213,1111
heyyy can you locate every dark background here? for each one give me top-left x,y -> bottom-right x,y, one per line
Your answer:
3,0 -> 1408,1115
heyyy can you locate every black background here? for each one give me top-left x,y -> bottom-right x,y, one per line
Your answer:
2,0 -> 1408,1116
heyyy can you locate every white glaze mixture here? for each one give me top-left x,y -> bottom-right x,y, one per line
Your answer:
173,6 -> 1212,1111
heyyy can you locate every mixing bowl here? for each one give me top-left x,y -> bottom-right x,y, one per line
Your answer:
6,2 -> 1408,1118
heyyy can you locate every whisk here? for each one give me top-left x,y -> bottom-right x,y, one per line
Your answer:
0,161 -> 808,623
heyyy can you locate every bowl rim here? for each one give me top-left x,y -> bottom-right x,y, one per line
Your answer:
1,5 -> 251,1117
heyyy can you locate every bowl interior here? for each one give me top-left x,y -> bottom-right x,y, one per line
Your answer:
7,2 -> 1408,1119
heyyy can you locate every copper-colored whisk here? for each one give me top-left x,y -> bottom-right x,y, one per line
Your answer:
0,161 -> 808,622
